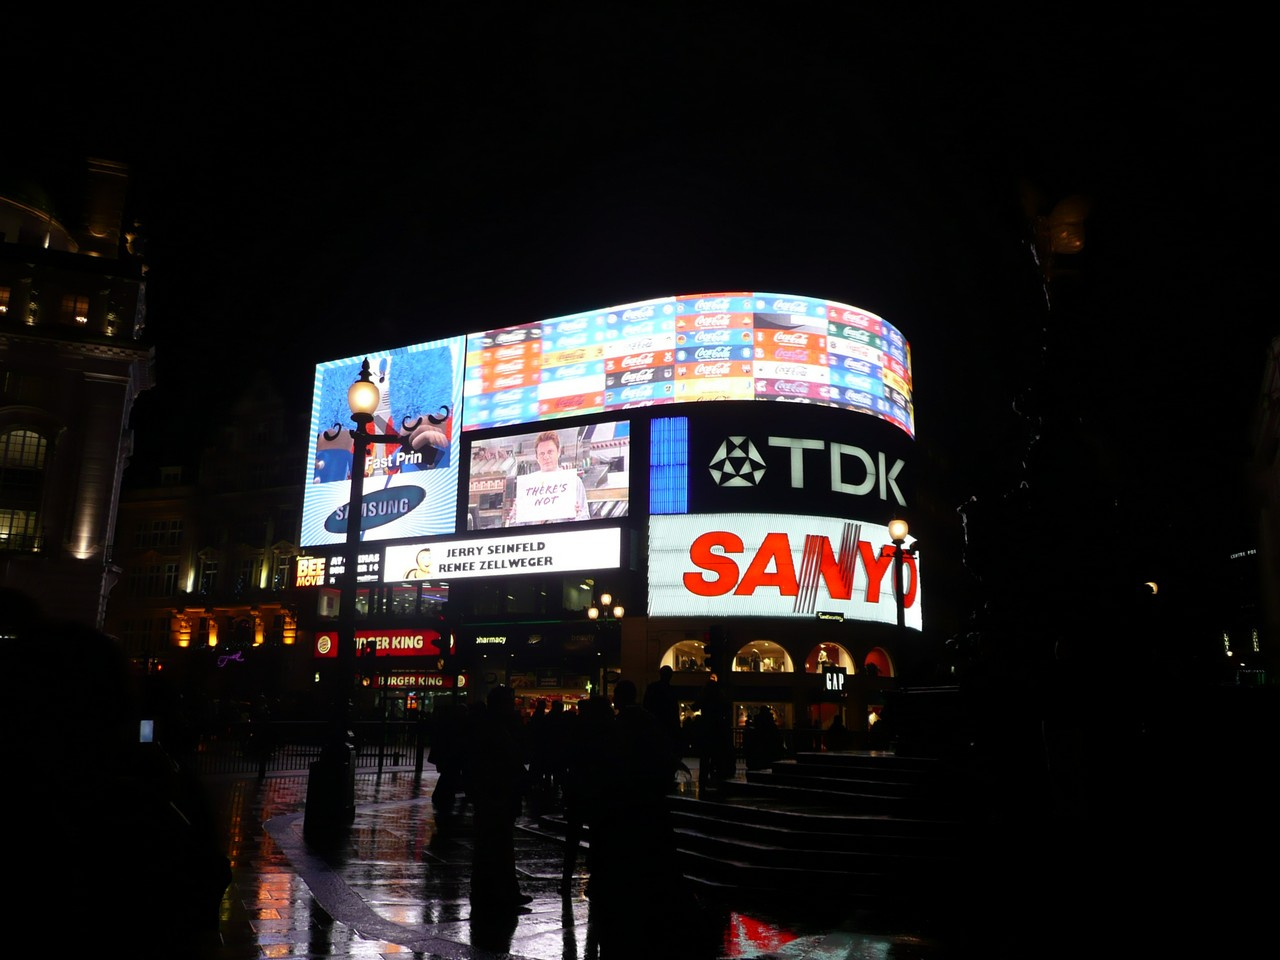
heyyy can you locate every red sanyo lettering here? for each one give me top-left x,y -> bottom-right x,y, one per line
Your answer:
682,530 -> 917,606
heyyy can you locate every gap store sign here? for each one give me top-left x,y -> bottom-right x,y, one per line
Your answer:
648,514 -> 920,628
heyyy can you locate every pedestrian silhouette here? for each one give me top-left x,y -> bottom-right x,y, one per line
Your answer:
693,676 -> 734,790
0,595 -> 231,956
825,713 -> 855,751
560,694 -> 613,892
461,685 -> 533,911
428,699 -> 466,819
642,664 -> 684,779
589,679 -> 685,954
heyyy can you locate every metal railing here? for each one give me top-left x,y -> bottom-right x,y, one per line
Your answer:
187,720 -> 425,778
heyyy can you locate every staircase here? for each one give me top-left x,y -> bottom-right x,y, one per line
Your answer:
525,748 -> 976,912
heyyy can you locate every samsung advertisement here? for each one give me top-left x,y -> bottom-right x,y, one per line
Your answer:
647,513 -> 921,628
302,338 -> 465,548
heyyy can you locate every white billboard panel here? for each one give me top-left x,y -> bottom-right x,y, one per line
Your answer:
383,527 -> 622,582
648,513 -> 921,628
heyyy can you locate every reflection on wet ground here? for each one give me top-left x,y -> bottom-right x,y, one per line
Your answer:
204,769 -> 955,959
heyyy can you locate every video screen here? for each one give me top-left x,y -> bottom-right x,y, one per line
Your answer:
302,338 -> 465,547
465,420 -> 630,531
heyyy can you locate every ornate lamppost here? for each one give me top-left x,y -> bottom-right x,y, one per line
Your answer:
587,591 -> 624,700
304,358 -> 447,841
887,518 -> 916,633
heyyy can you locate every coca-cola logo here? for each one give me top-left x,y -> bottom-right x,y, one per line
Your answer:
695,362 -> 732,377
494,359 -> 525,374
694,313 -> 734,328
694,297 -> 731,312
621,368 -> 655,385
694,347 -> 733,361
494,344 -> 525,360
773,331 -> 808,346
494,374 -> 525,389
556,332 -> 588,348
774,347 -> 809,362
839,310 -> 873,329
771,364 -> 808,379
622,305 -> 655,321
554,364 -> 587,380
844,389 -> 873,406
620,385 -> 654,401
842,357 -> 872,374
773,380 -> 811,396
690,330 -> 731,345
622,352 -> 655,368
622,320 -> 655,337
552,317 -> 589,334
771,299 -> 808,314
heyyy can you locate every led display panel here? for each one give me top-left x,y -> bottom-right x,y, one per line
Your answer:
465,420 -> 630,532
458,293 -> 914,438
647,513 -> 921,628
302,338 -> 465,547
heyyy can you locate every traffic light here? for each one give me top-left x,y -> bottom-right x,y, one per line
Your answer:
357,641 -> 378,679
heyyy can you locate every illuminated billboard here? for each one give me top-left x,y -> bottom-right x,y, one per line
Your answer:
647,513 -> 921,628
466,420 -> 630,531
302,338 -> 465,547
383,527 -> 622,582
459,293 -> 914,437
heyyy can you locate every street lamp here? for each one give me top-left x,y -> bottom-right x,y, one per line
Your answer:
887,518 -> 915,632
587,592 -> 624,699
304,358 -> 446,841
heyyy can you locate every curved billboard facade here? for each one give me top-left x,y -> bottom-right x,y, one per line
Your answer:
462,292 -> 913,437
298,291 -> 919,633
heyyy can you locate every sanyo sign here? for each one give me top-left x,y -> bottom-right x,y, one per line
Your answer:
647,513 -> 921,628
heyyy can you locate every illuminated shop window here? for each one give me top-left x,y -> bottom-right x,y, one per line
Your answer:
863,647 -> 893,678
649,417 -> 688,514
660,639 -> 711,673
0,286 -> 9,314
805,642 -> 855,672
732,640 -> 792,673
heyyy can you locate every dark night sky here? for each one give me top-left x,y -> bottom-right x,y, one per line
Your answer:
9,8 -> 1276,601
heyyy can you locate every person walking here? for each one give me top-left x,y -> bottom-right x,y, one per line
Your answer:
461,685 -> 532,911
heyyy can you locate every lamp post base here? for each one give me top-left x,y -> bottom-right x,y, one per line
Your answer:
303,742 -> 356,843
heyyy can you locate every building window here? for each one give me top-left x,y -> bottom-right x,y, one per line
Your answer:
273,553 -> 292,590
0,428 -> 47,552
131,563 -> 178,598
236,555 -> 264,592
199,558 -> 219,594
61,293 -> 90,325
0,508 -> 41,552
135,519 -> 183,548
0,286 -> 9,314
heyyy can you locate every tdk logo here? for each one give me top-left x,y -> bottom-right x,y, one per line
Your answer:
708,435 -> 906,504
709,437 -> 766,487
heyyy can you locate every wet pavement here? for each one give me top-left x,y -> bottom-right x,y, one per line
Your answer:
199,767 -> 957,959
